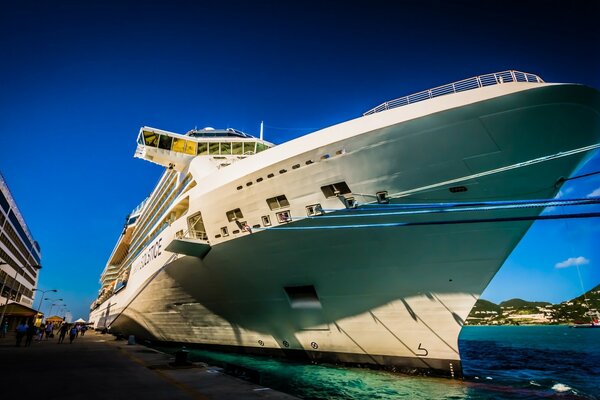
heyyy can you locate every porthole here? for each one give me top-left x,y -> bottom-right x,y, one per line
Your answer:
256,177 -> 263,183
279,169 -> 287,174
236,186 -> 243,191
267,173 -> 275,178
292,164 -> 300,169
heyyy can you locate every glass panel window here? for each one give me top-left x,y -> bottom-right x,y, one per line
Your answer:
209,142 -> 220,155
226,208 -> 243,222
185,140 -> 197,155
266,195 -> 290,210
158,135 -> 173,150
243,142 -> 255,155
256,143 -> 269,153
172,138 -> 186,153
221,142 -> 231,155
143,131 -> 158,147
198,143 -> 208,155
232,142 -> 243,155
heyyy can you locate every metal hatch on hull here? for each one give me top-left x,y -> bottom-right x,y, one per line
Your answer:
134,126 -> 275,171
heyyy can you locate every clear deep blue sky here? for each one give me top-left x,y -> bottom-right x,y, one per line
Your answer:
1,0 -> 598,319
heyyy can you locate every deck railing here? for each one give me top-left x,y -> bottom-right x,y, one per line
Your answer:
363,70 -> 544,116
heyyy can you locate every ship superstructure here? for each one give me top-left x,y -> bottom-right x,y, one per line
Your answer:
90,71 -> 600,378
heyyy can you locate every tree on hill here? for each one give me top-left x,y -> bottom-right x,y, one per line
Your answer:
471,299 -> 502,313
499,298 -> 551,308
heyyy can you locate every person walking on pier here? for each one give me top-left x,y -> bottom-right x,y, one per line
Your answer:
45,322 -> 54,340
69,325 -> 77,344
37,322 -> 45,341
58,324 -> 68,344
25,321 -> 36,347
0,319 -> 7,338
15,321 -> 27,347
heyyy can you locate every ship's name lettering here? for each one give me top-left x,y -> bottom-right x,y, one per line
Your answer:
141,238 -> 162,267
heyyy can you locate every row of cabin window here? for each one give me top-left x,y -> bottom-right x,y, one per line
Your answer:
216,211 -> 292,239
226,182 -> 350,225
226,195 -> 290,222
234,149 -> 346,192
142,131 -> 269,156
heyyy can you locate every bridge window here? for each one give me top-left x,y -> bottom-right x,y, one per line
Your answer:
256,143 -> 269,153
143,131 -> 158,147
158,135 -> 173,150
221,142 -> 231,155
243,142 -> 254,154
266,195 -> 289,210
185,141 -> 197,155
172,138 -> 186,153
232,142 -> 243,155
198,143 -> 208,155
209,142 -> 219,155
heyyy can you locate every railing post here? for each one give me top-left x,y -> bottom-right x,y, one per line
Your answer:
510,70 -> 516,82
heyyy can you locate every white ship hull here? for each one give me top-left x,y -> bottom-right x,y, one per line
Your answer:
90,80 -> 600,378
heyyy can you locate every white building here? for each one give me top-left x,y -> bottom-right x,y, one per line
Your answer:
0,172 -> 42,312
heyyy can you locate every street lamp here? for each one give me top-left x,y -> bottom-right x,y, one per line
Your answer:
48,302 -> 65,316
33,288 -> 57,321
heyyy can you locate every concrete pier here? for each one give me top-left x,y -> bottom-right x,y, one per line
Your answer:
0,330 -> 297,399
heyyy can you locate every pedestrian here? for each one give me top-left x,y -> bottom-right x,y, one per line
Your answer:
45,322 -> 53,340
15,320 -> 27,347
25,321 -> 37,347
37,322 -> 45,341
80,325 -> 87,336
69,325 -> 77,344
58,324 -> 69,344
0,319 -> 8,338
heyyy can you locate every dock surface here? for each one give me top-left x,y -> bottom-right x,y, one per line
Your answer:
0,330 -> 297,400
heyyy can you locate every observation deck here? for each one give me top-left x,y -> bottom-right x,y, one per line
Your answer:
135,126 -> 274,171
363,70 -> 544,116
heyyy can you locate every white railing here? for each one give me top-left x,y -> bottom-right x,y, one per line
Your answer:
363,70 -> 544,116
176,228 -> 208,241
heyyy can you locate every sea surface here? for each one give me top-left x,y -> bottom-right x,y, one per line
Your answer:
157,326 -> 600,399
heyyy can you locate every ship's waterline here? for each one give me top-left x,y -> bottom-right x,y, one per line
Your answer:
90,71 -> 600,378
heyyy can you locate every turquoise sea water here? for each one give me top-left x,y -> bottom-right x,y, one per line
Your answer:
157,326 -> 600,399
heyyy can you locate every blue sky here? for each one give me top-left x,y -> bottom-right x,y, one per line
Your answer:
0,0 -> 598,319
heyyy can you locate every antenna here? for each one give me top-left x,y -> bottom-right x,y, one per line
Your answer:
259,121 -> 264,141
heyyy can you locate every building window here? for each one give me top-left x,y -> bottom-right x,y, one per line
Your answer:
226,208 -> 243,222
266,195 -> 290,211
220,227 -> 229,237
261,215 -> 271,226
320,181 -> 351,198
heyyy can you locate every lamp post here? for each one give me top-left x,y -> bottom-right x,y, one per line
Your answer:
48,301 -> 64,317
34,288 -> 57,322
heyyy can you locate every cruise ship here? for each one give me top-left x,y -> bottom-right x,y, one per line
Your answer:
89,71 -> 600,378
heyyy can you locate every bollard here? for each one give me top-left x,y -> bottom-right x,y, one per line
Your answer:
127,335 -> 135,345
